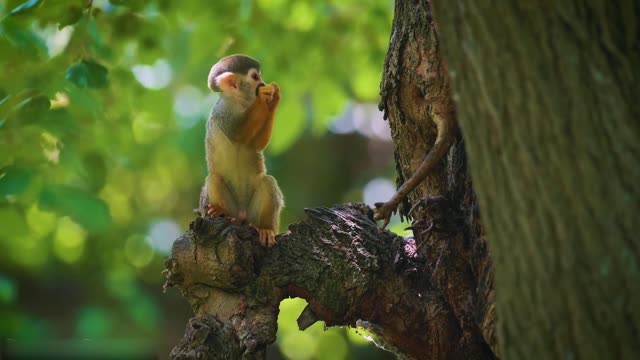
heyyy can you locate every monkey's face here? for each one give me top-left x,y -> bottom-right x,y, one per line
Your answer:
213,68 -> 265,106
245,68 -> 266,97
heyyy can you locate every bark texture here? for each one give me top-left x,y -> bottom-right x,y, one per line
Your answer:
431,2 -> 640,359
164,204 -> 493,360
379,0 -> 498,357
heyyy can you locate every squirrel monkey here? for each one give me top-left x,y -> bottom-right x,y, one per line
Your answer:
203,54 -> 284,247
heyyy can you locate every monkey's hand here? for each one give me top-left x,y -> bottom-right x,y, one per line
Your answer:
258,229 -> 277,248
258,83 -> 280,111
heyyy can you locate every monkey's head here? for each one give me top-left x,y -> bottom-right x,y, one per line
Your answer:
208,54 -> 265,103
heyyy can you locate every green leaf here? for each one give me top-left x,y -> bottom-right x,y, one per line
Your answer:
16,95 -> 50,123
0,18 -> 47,58
39,185 -> 111,233
0,166 -> 33,199
9,0 -> 42,16
62,80 -> 102,115
83,152 -> 107,192
40,109 -> 77,137
57,5 -> 84,29
65,60 -> 109,89
108,0 -> 150,11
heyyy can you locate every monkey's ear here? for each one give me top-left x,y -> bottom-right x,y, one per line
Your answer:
209,72 -> 238,92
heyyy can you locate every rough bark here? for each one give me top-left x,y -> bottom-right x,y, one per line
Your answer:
431,1 -> 640,359
379,0 -> 498,357
164,1 -> 502,359
164,205 -> 493,360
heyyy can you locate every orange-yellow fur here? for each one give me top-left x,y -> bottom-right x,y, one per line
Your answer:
205,81 -> 283,247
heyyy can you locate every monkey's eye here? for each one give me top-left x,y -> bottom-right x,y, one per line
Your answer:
252,73 -> 259,81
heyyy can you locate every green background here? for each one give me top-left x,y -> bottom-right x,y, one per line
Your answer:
0,0 -> 409,358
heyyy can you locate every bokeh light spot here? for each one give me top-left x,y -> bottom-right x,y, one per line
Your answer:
362,178 -> 396,206
128,294 -> 159,330
287,2 -> 316,31
0,274 -> 16,304
106,267 -> 137,300
100,184 -> 133,225
132,59 -> 173,90
132,112 -> 166,144
26,204 -> 57,239
148,220 -> 181,254
75,306 -> 111,338
174,86 -> 207,128
53,217 -> 87,264
125,234 -> 154,268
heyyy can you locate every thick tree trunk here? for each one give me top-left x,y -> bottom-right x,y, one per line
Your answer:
431,2 -> 640,359
378,0 -> 498,357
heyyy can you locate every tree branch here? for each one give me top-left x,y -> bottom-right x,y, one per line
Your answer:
164,203 -> 496,360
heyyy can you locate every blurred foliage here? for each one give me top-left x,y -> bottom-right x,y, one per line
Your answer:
0,0 -> 398,358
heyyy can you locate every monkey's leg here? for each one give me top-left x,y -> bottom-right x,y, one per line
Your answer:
206,174 -> 239,221
248,175 -> 283,247
374,113 -> 454,230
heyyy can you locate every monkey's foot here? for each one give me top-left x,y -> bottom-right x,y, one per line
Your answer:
207,204 -> 236,222
258,229 -> 277,248
207,204 -> 224,217
373,200 -> 400,230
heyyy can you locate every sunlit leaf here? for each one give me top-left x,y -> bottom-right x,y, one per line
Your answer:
65,60 -> 109,89
39,185 -> 111,233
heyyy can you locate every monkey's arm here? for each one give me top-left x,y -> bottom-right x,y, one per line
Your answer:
236,83 -> 280,150
252,83 -> 280,151
374,113 -> 455,230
